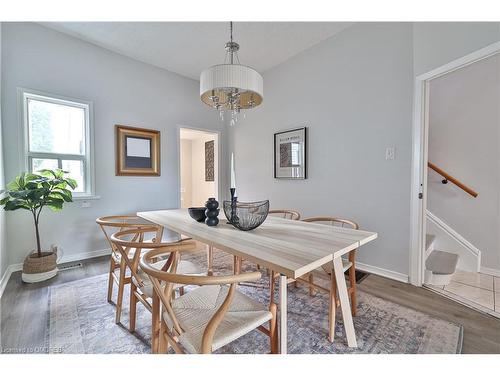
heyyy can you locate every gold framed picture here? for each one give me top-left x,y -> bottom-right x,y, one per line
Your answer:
115,125 -> 160,176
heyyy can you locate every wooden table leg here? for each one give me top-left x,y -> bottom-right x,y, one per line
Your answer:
207,244 -> 214,276
279,274 -> 287,354
333,257 -> 357,348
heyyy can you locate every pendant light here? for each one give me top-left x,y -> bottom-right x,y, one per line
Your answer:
200,22 -> 264,126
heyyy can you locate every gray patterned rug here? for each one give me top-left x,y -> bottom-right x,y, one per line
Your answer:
47,250 -> 463,354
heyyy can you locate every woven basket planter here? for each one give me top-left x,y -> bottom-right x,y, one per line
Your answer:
22,246 -> 58,283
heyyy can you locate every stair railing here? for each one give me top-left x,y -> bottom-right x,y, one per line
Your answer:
428,162 -> 478,198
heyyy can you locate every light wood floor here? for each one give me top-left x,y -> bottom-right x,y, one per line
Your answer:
1,256 -> 499,353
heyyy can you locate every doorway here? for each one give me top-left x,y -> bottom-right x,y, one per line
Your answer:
409,43 -> 500,317
179,128 -> 219,209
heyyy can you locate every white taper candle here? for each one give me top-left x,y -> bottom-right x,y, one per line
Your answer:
230,153 -> 236,189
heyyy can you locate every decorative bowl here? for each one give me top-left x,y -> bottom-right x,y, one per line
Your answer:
188,207 -> 206,222
222,200 -> 269,231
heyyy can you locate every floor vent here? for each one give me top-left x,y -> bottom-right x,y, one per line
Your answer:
59,262 -> 83,271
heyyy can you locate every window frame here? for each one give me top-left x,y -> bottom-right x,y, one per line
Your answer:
19,88 -> 96,199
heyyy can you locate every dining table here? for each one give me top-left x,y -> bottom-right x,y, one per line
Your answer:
137,208 -> 377,354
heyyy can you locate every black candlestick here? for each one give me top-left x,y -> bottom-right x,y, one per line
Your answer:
229,188 -> 238,224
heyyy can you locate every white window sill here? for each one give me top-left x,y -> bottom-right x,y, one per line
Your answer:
72,195 -> 101,201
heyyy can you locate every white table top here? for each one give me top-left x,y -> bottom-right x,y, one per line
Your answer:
137,209 -> 377,279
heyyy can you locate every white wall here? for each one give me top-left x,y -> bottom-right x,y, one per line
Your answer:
191,133 -> 218,206
180,130 -> 218,208
1,23 -> 225,266
427,54 -> 500,271
229,23 -> 414,276
180,139 -> 193,208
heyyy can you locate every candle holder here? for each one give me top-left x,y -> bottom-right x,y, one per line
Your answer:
229,188 -> 239,224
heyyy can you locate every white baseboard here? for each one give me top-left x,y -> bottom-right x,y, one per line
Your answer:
0,248 -> 111,299
59,248 -> 110,264
356,261 -> 409,283
480,266 -> 500,277
0,264 -> 18,300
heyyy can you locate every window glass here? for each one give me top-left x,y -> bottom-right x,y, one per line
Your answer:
28,98 -> 85,155
32,158 -> 59,172
62,160 -> 84,193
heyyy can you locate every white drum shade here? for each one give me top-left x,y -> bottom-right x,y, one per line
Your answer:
200,64 -> 263,109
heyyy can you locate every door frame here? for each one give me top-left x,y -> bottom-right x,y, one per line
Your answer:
409,41 -> 500,286
177,125 -> 222,209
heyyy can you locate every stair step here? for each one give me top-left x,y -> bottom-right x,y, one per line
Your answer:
426,234 -> 436,251
425,250 -> 459,275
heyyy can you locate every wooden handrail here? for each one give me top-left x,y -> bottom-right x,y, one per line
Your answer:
428,162 -> 478,198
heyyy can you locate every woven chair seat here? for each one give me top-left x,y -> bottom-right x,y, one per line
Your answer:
162,284 -> 272,353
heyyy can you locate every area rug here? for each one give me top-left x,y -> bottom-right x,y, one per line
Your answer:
47,249 -> 463,354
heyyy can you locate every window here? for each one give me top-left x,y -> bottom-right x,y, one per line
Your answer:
22,89 -> 94,198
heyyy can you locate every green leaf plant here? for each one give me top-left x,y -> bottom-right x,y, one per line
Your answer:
0,169 -> 77,257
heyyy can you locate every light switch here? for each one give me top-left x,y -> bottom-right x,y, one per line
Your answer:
385,147 -> 395,160
81,201 -> 91,208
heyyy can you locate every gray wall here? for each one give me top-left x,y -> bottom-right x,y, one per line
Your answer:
229,22 -> 500,277
229,23 -> 414,276
0,23 -> 6,277
428,54 -> 500,271
413,22 -> 500,75
1,21 -> 499,278
1,23 -> 225,266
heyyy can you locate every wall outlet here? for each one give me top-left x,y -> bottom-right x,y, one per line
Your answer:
385,147 -> 395,160
81,201 -> 91,208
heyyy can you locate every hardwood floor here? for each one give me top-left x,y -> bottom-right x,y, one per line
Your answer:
359,275 -> 500,354
0,256 -> 109,353
1,255 -> 499,353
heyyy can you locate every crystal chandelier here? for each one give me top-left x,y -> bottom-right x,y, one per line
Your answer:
200,22 -> 263,126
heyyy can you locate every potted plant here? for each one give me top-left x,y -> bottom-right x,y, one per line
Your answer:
0,169 -> 77,283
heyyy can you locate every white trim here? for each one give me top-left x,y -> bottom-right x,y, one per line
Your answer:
0,247 -> 110,299
0,264 -> 17,299
426,210 -> 481,272
356,261 -> 409,284
409,41 -> 500,287
16,87 -> 96,198
176,125 -> 222,208
480,266 -> 500,278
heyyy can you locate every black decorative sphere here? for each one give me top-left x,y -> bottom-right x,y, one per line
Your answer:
205,216 -> 219,226
204,198 -> 219,226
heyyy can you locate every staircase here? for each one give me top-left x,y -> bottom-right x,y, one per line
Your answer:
425,248 -> 459,285
424,214 -> 481,286
424,163 -> 481,286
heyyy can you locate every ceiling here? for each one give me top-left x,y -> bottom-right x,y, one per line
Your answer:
41,22 -> 353,80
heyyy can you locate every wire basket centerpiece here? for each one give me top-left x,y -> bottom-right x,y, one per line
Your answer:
223,200 -> 269,231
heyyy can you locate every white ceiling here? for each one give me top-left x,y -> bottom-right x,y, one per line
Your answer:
41,22 -> 353,80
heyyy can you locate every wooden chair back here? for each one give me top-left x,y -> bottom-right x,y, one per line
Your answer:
302,216 -> 359,230
302,216 -> 359,262
96,215 -> 159,259
139,245 -> 262,353
268,209 -> 301,220
110,226 -> 196,291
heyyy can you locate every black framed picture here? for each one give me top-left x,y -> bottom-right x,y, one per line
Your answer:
274,127 -> 307,179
